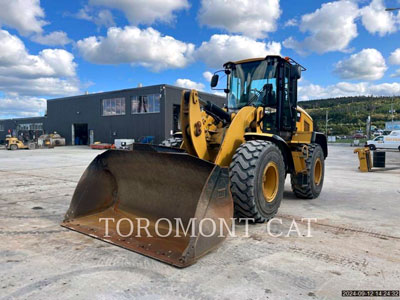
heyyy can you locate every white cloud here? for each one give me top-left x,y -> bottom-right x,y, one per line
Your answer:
360,0 -> 399,36
203,71 -> 213,82
0,96 -> 46,118
389,48 -> 400,65
0,30 -> 79,98
0,31 -> 76,79
89,0 -> 189,25
0,1 -> 74,47
0,76 -> 80,96
198,0 -> 281,38
212,91 -> 226,97
284,18 -> 298,27
0,0 -> 46,36
31,31 -> 72,46
174,79 -> 205,90
390,69 -> 400,77
74,5 -> 115,28
196,34 -> 281,68
283,1 -> 359,54
95,9 -> 115,27
299,81 -> 400,100
77,26 -> 194,71
367,82 -> 400,95
334,49 -> 387,80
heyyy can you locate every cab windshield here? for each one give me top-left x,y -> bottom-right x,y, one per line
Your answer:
228,60 -> 277,110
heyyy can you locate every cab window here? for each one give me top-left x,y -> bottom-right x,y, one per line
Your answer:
228,60 -> 277,110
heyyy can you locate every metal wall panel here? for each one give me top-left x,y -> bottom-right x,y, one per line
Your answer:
46,85 -> 166,144
0,85 -> 226,145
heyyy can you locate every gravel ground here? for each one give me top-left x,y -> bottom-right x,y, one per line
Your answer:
0,145 -> 399,300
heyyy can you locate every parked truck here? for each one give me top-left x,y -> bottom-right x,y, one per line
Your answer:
367,130 -> 400,151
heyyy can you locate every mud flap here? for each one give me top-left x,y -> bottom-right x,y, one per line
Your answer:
62,144 -> 233,267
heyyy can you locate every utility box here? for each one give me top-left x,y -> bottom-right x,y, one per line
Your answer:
373,151 -> 386,168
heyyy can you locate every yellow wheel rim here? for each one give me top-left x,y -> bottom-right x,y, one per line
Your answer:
262,162 -> 279,203
314,158 -> 322,185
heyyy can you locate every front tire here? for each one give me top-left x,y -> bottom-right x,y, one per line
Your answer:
369,144 -> 376,151
229,140 -> 285,223
291,144 -> 325,199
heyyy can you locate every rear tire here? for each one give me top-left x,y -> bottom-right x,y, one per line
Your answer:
291,144 -> 325,199
229,140 -> 285,223
160,137 -> 182,148
10,144 -> 18,150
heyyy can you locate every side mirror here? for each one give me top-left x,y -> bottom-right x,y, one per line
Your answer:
292,65 -> 302,80
210,74 -> 219,88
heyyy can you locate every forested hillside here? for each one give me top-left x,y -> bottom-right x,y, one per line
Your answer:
299,96 -> 400,135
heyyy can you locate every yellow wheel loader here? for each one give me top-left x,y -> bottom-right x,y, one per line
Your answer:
62,55 -> 327,267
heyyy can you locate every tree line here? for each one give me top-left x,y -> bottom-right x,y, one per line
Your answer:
299,96 -> 399,135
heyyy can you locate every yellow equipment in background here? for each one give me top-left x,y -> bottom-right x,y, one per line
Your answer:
38,133 -> 65,148
62,56 -> 328,267
5,137 -> 35,150
354,147 -> 372,172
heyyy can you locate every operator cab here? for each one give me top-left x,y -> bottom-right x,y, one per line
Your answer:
211,56 -> 305,140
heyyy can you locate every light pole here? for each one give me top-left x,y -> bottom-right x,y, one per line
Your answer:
390,97 -> 395,123
325,110 -> 331,136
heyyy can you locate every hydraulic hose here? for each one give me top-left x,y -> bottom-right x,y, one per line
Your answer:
199,98 -> 231,123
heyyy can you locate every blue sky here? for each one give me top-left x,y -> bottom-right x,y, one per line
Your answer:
0,0 -> 400,118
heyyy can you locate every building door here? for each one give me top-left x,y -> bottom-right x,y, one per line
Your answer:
173,104 -> 180,132
73,123 -> 88,145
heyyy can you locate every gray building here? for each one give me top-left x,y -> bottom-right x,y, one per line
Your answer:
0,116 -> 45,144
0,84 -> 225,145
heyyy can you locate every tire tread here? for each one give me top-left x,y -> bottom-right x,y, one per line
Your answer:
290,143 -> 323,199
230,140 -> 283,223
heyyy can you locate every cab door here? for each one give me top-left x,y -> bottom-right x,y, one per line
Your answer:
280,63 -> 296,135
375,136 -> 384,145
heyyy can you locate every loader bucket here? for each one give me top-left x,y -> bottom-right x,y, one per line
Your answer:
62,144 -> 233,267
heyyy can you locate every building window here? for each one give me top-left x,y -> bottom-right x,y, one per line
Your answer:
102,97 -> 126,116
16,123 -> 43,130
131,94 -> 160,114
0,124 -> 4,131
32,123 -> 43,130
